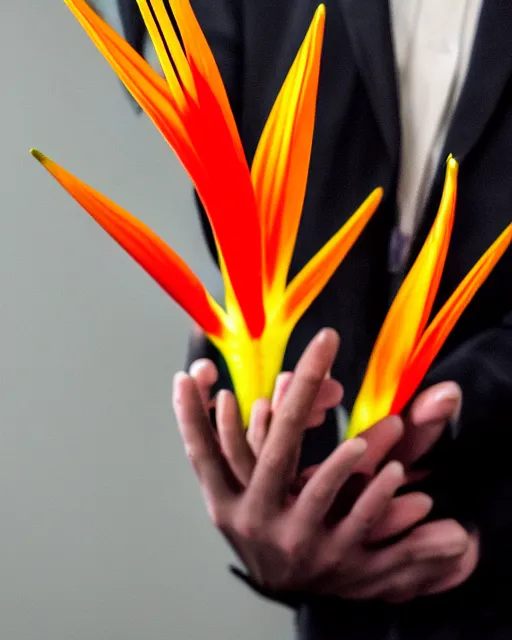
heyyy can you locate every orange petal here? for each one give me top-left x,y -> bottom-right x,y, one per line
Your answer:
280,187 -> 383,330
31,149 -> 225,337
251,5 -> 325,297
392,223 -> 512,413
347,157 -> 458,438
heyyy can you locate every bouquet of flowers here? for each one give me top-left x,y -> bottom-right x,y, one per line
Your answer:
32,0 -> 511,433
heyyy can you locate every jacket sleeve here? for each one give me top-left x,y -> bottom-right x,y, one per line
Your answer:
422,309 -> 512,592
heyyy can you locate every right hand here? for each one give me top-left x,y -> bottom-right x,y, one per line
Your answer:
173,329 -> 471,602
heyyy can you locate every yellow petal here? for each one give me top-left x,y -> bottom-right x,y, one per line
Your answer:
279,187 -> 383,330
251,5 -> 326,297
135,0 -> 195,104
31,149 -> 226,337
347,157 -> 458,438
392,223 -> 512,413
63,0 -> 198,166
214,322 -> 292,427
168,0 -> 244,161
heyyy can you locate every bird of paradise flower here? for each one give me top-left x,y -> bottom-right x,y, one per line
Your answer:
347,158 -> 511,437
31,0 -> 383,425
31,0 -> 510,431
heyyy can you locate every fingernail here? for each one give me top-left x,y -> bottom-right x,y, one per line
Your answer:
316,328 -> 330,343
452,395 -> 462,425
388,461 -> 404,478
316,328 -> 338,344
352,437 -> 368,456
432,382 -> 460,403
172,371 -> 188,401
433,384 -> 462,420
415,495 -> 434,511
387,415 -> 404,436
275,372 -> 287,387
216,389 -> 228,414
189,360 -> 208,377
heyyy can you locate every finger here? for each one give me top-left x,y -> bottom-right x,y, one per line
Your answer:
247,398 -> 271,457
172,372 -> 235,506
307,410 -> 329,428
352,416 -> 404,476
391,382 -> 461,468
365,492 -> 433,543
273,373 -> 344,417
248,329 -> 340,514
189,359 -> 219,412
423,530 -> 479,595
365,518 -> 470,582
339,461 -> 405,544
271,372 -> 291,411
401,519 -> 469,562
350,556 -> 461,603
341,518 -> 470,599
293,438 -> 368,529
216,390 -> 256,487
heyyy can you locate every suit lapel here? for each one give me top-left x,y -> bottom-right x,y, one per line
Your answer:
408,1 -> 512,263
441,0 -> 512,163
338,0 -> 400,164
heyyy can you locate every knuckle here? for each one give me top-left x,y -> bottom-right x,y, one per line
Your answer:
262,450 -> 292,476
401,545 -> 422,566
279,404 -> 305,427
234,512 -> 263,541
184,443 -> 205,468
280,534 -> 307,563
350,507 -> 375,535
307,482 -> 331,506
300,371 -> 324,389
389,572 -> 412,598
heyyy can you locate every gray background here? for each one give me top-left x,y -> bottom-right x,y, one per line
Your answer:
0,2 -> 293,638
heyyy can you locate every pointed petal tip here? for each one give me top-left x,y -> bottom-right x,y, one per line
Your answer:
312,4 -> 326,31
30,148 -> 50,165
446,154 -> 458,173
315,4 -> 326,19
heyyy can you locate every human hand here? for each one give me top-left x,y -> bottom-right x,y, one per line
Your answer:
386,381 -> 462,483
173,329 -> 471,601
189,331 -> 460,483
188,355 -> 343,439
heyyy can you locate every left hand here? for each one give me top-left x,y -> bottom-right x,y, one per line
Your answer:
186,359 -> 479,599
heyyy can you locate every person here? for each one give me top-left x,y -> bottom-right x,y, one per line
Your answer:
104,0 -> 512,637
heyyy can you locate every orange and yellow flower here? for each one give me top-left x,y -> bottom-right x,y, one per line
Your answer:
31,0 -> 383,424
347,157 -> 512,438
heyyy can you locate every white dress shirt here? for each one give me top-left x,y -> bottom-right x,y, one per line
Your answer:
389,0 -> 482,266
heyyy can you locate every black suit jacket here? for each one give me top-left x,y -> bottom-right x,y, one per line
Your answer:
115,0 -> 512,637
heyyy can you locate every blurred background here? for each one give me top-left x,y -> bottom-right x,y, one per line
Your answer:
0,2 -> 292,638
